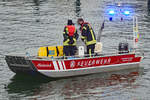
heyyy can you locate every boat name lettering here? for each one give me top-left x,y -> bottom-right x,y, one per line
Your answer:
121,57 -> 133,62
70,61 -> 76,68
70,58 -> 111,68
37,63 -> 52,67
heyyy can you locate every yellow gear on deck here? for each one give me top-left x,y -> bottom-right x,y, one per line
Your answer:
38,46 -> 63,57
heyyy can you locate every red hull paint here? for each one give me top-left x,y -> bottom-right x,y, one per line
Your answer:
32,60 -> 55,70
32,54 -> 141,71
64,54 -> 141,70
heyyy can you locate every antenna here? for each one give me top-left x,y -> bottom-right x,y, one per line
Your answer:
133,16 -> 139,51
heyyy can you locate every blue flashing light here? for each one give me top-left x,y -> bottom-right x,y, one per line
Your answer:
106,5 -> 134,19
123,10 -> 130,15
109,10 -> 115,15
108,10 -> 115,15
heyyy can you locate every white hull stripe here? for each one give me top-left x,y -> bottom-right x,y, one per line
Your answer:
58,61 -> 63,71
62,61 -> 66,70
53,61 -> 59,70
61,61 -> 65,70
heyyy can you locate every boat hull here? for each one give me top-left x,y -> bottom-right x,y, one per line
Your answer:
38,63 -> 140,78
5,53 -> 143,78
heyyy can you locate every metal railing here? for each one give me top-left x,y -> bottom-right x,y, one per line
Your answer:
26,50 -> 144,61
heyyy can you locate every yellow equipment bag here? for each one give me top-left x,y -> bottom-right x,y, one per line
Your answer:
38,47 -> 47,57
38,46 -> 63,57
56,46 -> 63,57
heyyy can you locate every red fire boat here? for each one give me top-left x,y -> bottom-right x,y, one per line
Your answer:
5,12 -> 144,78
5,50 -> 143,78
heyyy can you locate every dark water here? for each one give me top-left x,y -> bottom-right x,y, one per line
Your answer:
0,0 -> 150,99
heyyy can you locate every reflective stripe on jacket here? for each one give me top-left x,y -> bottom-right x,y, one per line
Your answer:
81,22 -> 96,46
63,25 -> 78,46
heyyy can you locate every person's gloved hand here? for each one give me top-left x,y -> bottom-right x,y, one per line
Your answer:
68,36 -> 74,44
68,39 -> 74,44
81,38 -> 84,42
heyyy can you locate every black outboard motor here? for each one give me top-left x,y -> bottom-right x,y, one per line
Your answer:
118,42 -> 129,54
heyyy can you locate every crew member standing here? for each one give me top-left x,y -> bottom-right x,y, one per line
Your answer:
77,18 -> 96,57
63,20 -> 79,56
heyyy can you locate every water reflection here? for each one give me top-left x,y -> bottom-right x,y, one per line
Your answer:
148,0 -> 150,14
6,68 -> 143,99
33,0 -> 40,6
32,0 -> 40,23
6,74 -> 56,99
75,0 -> 81,17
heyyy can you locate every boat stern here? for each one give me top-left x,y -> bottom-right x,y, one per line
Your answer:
5,55 -> 37,74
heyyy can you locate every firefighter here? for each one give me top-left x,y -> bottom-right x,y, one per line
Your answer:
63,20 -> 79,56
77,18 -> 96,57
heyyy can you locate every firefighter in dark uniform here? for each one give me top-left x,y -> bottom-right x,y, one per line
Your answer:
77,18 -> 96,57
63,20 -> 79,56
